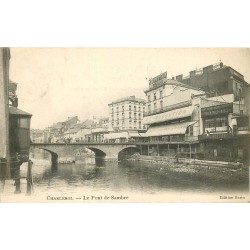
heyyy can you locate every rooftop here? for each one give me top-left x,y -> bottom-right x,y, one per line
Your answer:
144,79 -> 204,93
80,119 -> 94,128
9,106 -> 32,116
108,96 -> 146,105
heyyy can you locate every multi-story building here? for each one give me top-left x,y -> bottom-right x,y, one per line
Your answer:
176,62 -> 248,101
45,116 -> 79,142
142,64 -> 249,165
108,96 -> 146,131
198,94 -> 249,164
142,72 -> 206,157
169,62 -> 250,164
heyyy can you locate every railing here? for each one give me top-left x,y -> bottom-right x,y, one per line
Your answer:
143,100 -> 192,117
185,136 -> 199,142
238,126 -> 250,131
134,136 -> 199,144
32,135 -> 199,145
199,126 -> 250,140
199,133 -> 234,140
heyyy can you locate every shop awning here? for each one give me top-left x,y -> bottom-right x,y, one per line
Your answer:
143,106 -> 195,125
145,121 -> 197,137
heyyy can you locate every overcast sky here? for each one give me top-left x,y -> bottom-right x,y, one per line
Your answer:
9,48 -> 250,129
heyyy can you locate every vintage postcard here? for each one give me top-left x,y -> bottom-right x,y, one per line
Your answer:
0,48 -> 249,202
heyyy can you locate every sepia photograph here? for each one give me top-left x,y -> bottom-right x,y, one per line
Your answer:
1,2 -> 250,250
0,48 -> 249,202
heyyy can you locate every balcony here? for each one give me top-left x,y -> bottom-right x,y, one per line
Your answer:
134,136 -> 198,144
144,100 -> 192,117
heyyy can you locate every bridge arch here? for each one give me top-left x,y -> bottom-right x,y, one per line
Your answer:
87,147 -> 106,158
38,148 -> 59,165
118,146 -> 140,161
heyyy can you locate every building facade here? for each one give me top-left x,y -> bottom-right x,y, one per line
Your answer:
199,94 -> 249,164
142,73 -> 206,157
108,96 -> 146,131
175,62 -> 248,101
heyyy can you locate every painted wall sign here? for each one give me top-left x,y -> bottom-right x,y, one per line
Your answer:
201,103 -> 233,117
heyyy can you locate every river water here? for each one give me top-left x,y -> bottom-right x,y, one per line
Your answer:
13,148 -> 247,202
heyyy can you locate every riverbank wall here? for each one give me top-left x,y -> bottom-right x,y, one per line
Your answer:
126,154 -> 245,170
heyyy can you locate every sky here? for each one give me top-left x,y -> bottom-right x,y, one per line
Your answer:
9,48 -> 250,129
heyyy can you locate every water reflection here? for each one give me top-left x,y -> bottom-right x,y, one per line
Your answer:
27,149 -> 249,196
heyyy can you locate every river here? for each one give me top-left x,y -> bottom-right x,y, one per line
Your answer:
11,148 -> 247,202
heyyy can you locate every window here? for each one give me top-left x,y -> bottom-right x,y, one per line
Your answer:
160,90 -> 163,98
148,104 -> 151,111
139,106 -> 141,111
160,100 -> 163,108
148,94 -> 150,102
204,119 -> 215,128
216,117 -> 227,127
154,93 -> 156,100
138,113 -> 141,119
154,102 -> 157,110
129,112 -> 131,118
129,105 -> 131,111
189,126 -> 193,136
129,120 -> 132,129
134,106 -> 136,111
134,113 -> 137,119
18,118 -> 30,128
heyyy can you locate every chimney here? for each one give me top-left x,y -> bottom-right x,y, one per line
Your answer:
220,62 -> 223,68
176,74 -> 183,82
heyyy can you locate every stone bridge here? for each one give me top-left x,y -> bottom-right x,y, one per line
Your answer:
30,143 -> 139,163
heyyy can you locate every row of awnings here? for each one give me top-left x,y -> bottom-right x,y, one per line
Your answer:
145,121 -> 197,137
142,106 -> 195,125
103,121 -> 197,139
